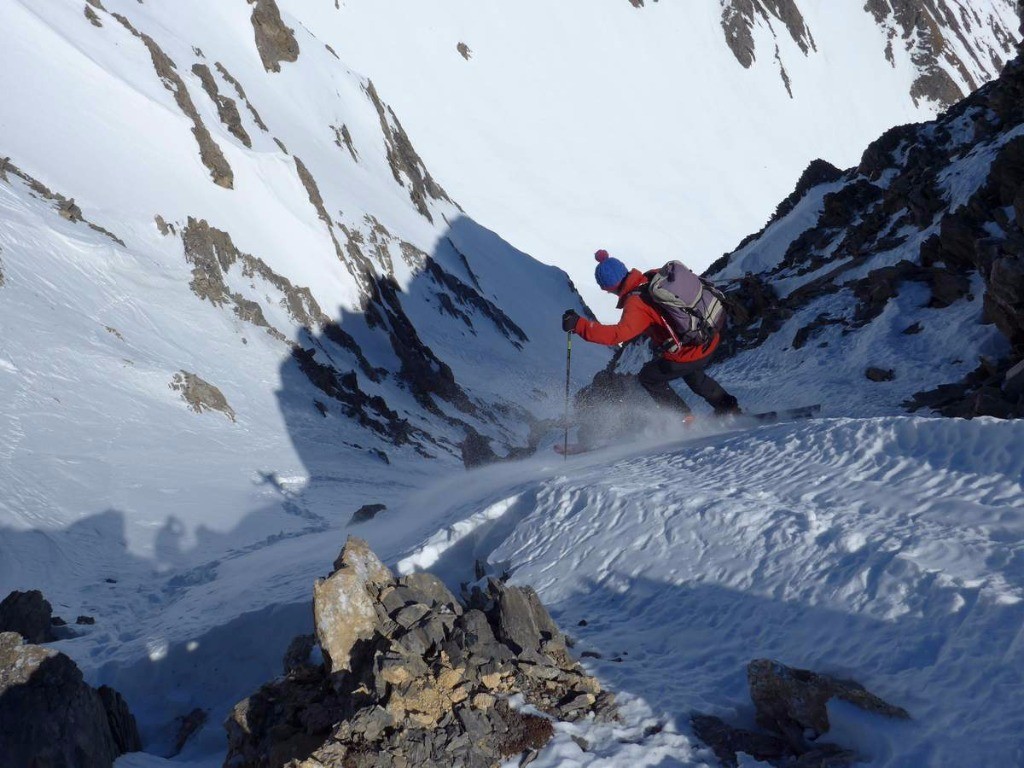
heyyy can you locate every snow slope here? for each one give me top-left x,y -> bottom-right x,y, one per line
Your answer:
287,0 -> 1021,316
382,415 -> 1024,768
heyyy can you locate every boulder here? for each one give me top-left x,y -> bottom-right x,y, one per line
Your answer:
228,543 -> 611,768
349,503 -> 387,525
865,367 -> 895,382
747,659 -> 909,748
314,537 -> 393,673
691,713 -> 792,767
0,632 -> 139,767
0,589 -> 57,643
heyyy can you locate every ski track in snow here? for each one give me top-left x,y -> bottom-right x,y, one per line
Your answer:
394,416 -> 1024,768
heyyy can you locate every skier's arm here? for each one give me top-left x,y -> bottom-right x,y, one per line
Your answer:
574,300 -> 650,346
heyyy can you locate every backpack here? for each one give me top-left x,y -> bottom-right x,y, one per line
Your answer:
639,261 -> 728,352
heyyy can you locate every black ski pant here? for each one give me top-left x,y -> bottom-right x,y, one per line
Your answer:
638,355 -> 739,416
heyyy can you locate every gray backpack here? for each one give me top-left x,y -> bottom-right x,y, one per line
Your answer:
640,261 -> 727,352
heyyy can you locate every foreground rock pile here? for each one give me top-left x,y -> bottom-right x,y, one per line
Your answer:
0,630 -> 141,767
693,659 -> 910,767
225,538 -> 614,767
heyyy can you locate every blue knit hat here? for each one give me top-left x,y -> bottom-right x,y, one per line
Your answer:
594,249 -> 628,290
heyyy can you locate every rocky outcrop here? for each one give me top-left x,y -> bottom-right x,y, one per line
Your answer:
226,538 -> 613,768
717,1 -> 1017,105
349,503 -> 387,525
0,157 -> 125,245
720,0 -> 815,69
0,632 -> 141,768
181,216 -> 326,341
170,370 -> 236,421
748,659 -> 909,747
865,0 -> 1019,108
364,80 -> 454,224
0,589 -> 57,644
215,62 -> 268,132
112,13 -> 233,188
707,54 -> 1024,419
693,659 -> 908,768
192,63 -> 252,148
249,0 -> 300,73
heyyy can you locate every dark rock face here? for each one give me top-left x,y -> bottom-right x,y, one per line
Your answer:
720,0 -> 815,69
248,0 -> 300,73
0,589 -> 56,643
707,54 -> 1024,419
0,632 -> 140,768
98,685 -> 144,754
226,538 -> 613,768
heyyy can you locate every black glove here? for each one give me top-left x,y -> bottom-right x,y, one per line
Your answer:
562,310 -> 581,333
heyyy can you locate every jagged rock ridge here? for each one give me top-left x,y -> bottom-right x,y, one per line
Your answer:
226,538 -> 613,768
716,0 -> 1019,104
707,50 -> 1024,418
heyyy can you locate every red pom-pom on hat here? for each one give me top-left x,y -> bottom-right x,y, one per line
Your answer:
594,249 -> 610,262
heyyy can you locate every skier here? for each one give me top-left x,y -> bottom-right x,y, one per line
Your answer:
562,250 -> 741,424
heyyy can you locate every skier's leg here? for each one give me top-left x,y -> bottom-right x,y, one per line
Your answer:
638,359 -> 693,415
682,368 -> 741,415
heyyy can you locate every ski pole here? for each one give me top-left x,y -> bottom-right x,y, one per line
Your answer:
563,332 -> 572,460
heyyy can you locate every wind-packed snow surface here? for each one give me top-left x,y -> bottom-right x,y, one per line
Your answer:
390,416 -> 1024,768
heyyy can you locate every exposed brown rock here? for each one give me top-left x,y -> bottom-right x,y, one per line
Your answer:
170,707 -> 207,757
333,123 -> 359,161
112,13 -> 233,188
248,0 -> 300,73
84,4 -> 102,26
215,62 -> 269,131
864,0 -> 1018,108
154,214 -> 174,236
364,80 -> 455,223
865,366 -> 895,382
457,42 -> 472,59
720,0 -> 815,69
170,370 -> 236,421
0,159 -> 125,245
293,156 -> 375,296
191,63 -> 252,147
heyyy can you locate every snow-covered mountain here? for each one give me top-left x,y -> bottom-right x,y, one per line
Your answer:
700,46 -> 1024,420
0,0 -> 609,753
296,0 -> 1021,314
2,2 -> 1023,767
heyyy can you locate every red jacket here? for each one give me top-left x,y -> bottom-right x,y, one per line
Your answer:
573,269 -> 719,363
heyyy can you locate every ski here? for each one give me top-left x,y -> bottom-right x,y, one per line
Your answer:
744,404 -> 822,422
